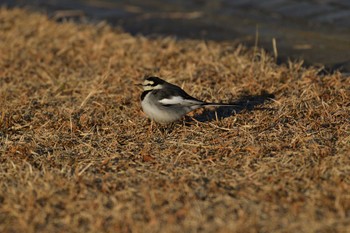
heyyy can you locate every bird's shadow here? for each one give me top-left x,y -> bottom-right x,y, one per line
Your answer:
187,91 -> 275,123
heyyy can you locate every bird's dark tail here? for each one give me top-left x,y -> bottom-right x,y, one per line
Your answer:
203,102 -> 237,107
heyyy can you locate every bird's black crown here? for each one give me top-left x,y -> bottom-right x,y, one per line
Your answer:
144,76 -> 166,86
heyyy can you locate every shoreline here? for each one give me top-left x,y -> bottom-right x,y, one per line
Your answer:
2,0 -> 350,73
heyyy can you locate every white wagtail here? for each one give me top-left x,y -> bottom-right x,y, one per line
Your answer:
140,76 -> 235,124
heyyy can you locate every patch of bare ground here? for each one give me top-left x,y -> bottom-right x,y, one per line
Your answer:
0,8 -> 349,233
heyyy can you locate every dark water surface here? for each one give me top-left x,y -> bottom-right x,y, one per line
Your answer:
2,0 -> 350,72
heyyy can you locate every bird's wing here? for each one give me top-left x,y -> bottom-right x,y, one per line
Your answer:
154,85 -> 205,107
158,96 -> 204,106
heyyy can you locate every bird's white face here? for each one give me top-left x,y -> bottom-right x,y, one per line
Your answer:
142,79 -> 163,91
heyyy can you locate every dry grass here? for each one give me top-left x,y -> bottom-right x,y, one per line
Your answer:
1,8 -> 350,233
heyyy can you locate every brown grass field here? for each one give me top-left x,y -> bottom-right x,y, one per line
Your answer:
0,8 -> 349,233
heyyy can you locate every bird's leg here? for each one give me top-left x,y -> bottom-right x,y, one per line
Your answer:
157,124 -> 167,135
158,124 -> 172,137
148,120 -> 154,134
166,122 -> 178,135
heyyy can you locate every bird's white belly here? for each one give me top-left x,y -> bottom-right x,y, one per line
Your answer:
141,96 -> 181,124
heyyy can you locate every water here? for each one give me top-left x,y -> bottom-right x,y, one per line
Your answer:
2,0 -> 350,72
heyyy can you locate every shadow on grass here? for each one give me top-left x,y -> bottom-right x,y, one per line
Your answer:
189,91 -> 275,123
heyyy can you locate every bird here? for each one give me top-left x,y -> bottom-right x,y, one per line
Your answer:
140,76 -> 235,124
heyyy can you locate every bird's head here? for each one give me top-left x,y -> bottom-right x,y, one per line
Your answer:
142,76 -> 166,91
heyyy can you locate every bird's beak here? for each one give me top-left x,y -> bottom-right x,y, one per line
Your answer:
135,83 -> 143,89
